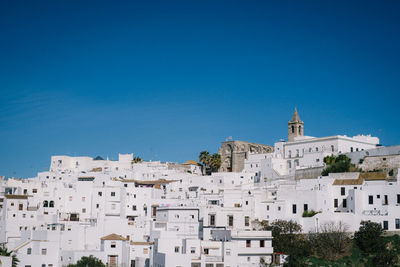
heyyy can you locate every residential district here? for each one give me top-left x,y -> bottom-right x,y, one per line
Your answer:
1,109 -> 399,267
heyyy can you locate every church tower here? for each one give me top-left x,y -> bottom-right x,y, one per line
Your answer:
288,108 -> 304,141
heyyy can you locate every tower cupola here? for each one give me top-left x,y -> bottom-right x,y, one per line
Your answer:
288,108 -> 304,141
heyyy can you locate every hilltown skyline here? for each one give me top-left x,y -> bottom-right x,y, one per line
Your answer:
1,1 -> 400,178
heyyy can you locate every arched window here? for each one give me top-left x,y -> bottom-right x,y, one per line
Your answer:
291,125 -> 295,133
43,200 -> 48,208
350,147 -> 353,152
299,125 -> 302,134
49,201 -> 54,208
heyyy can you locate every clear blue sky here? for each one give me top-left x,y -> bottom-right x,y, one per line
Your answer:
1,1 -> 399,178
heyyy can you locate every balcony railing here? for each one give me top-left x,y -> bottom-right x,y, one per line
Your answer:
362,209 -> 388,216
205,255 -> 223,262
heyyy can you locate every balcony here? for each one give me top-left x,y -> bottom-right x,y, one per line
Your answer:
362,209 -> 388,216
205,255 -> 223,262
237,247 -> 273,255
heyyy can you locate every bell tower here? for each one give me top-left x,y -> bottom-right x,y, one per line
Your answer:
288,108 -> 304,141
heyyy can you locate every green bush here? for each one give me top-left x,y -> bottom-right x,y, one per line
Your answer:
354,220 -> 385,254
322,155 -> 358,176
302,210 -> 318,217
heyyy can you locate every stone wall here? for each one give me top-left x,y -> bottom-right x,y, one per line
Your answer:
294,166 -> 324,180
359,154 -> 400,178
219,140 -> 273,172
345,145 -> 400,164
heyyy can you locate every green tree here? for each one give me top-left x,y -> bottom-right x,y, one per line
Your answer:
308,221 -> 351,261
267,220 -> 311,266
0,247 -> 19,267
354,220 -> 385,254
199,151 -> 211,174
69,255 -> 105,267
322,154 -> 358,176
132,156 -> 143,163
209,153 -> 221,172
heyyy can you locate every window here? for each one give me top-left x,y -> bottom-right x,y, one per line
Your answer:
334,199 -> 338,208
111,192 -> 116,197
383,221 -> 388,230
299,126 -> 301,134
19,203 -> 23,210
96,204 -> 99,208
341,187 -> 345,196
304,204 -> 308,211
288,150 -> 292,158
43,201 -> 48,207
245,216 -> 250,226
111,241 -> 116,248
49,201 -> 54,208
246,240 -> 251,248
209,214 -> 216,226
82,197 -> 86,202
27,248 -> 31,254
33,189 -> 37,193
343,199 -> 347,208
331,145 -> 334,152
82,208 -> 86,213
228,215 -> 233,227
395,219 -> 400,229
98,192 -> 102,196
384,195 -> 388,205
291,125 -> 295,133
260,240 -> 265,247
132,205 -> 136,211
190,247 -> 196,254
226,249 -> 231,255
41,248 -> 47,255
369,195 -> 373,204
350,147 -> 353,152
267,205 -> 269,211
397,194 -> 400,204
204,248 -> 209,255
292,204 -> 297,214
175,246 -> 180,253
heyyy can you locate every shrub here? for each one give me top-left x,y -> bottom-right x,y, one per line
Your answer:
308,221 -> 351,261
354,220 -> 385,254
322,155 -> 359,176
302,210 -> 318,217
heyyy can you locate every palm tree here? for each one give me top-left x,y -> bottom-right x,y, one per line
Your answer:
132,156 -> 143,164
210,153 -> 221,172
0,247 -> 19,267
199,151 -> 211,174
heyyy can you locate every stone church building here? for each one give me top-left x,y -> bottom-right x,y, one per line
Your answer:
219,109 -> 304,172
219,141 -> 274,172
